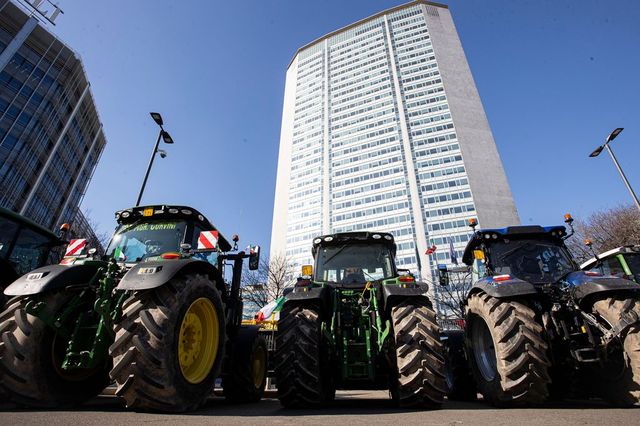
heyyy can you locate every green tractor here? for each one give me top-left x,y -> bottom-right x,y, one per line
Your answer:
0,206 -> 68,306
0,204 -> 267,411
274,232 -> 446,408
581,245 -> 640,284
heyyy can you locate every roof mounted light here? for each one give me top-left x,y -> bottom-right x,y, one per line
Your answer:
313,238 -> 322,244
324,236 -> 334,242
384,235 -> 393,240
181,209 -> 192,215
121,211 -> 130,218
198,214 -> 204,221
372,234 -> 381,239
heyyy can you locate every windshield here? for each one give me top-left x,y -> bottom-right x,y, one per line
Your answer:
106,220 -> 187,262
6,227 -> 51,274
490,239 -> 575,284
624,253 -> 640,283
314,243 -> 395,284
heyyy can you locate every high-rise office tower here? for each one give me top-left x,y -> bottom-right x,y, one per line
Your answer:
271,1 -> 518,286
0,0 -> 106,231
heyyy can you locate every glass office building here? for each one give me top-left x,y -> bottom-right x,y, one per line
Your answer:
0,0 -> 106,232
271,1 -> 518,290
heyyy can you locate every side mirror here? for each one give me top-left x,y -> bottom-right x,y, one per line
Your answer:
437,264 -> 449,286
248,245 -> 260,270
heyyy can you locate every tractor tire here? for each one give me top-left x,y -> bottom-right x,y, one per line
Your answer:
274,303 -> 333,408
109,274 -> 225,412
465,292 -> 550,406
222,326 -> 268,403
590,296 -> 640,406
443,329 -> 477,401
0,293 -> 110,407
390,298 -> 447,408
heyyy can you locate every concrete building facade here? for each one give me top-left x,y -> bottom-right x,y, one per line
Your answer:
0,0 -> 106,232
271,1 -> 518,286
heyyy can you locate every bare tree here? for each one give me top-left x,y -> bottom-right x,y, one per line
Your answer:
433,265 -> 473,320
566,204 -> 640,263
241,254 -> 297,310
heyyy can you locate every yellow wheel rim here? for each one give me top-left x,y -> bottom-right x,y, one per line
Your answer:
252,345 -> 267,389
178,297 -> 219,384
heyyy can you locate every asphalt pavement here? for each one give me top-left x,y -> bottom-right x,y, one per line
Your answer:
0,390 -> 636,425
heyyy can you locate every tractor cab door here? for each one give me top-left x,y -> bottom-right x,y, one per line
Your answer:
1,222 -> 50,277
191,224 -> 219,267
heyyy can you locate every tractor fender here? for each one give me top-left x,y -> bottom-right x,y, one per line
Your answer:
283,286 -> 331,316
568,273 -> 640,304
468,278 -> 538,299
4,262 -> 106,296
382,284 -> 430,311
117,258 -> 224,293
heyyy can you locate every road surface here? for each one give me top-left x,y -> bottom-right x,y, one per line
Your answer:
0,390 -> 635,425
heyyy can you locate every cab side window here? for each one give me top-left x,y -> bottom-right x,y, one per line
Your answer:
599,258 -> 625,278
192,225 -> 219,267
0,219 -> 19,259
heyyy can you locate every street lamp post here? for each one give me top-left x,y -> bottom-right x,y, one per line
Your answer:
589,127 -> 640,211
135,112 -> 174,206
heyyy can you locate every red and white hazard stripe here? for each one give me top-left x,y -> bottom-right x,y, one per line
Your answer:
65,239 -> 87,256
197,231 -> 219,250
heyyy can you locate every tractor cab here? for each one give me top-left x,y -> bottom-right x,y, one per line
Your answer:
462,225 -> 577,285
310,232 -> 398,286
105,205 -> 233,267
581,245 -> 640,284
0,207 -> 66,303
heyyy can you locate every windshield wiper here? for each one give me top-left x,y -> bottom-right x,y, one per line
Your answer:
322,245 -> 349,266
497,244 -> 528,260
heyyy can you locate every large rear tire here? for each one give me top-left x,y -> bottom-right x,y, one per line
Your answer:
590,296 -> 640,406
274,303 -> 332,408
109,274 -> 225,412
0,293 -> 110,407
222,326 -> 268,403
465,292 -> 550,406
390,298 -> 446,408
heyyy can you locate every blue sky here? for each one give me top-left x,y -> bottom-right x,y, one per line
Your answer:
49,0 -> 640,253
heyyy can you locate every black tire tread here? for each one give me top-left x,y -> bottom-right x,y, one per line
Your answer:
0,294 -> 109,407
466,292 -> 550,406
222,331 -> 268,403
274,304 -> 326,408
591,296 -> 640,406
391,298 -> 447,408
444,329 -> 477,401
109,274 -> 225,412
